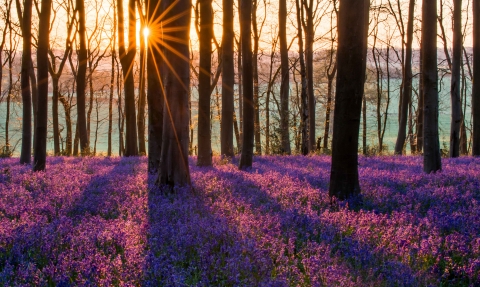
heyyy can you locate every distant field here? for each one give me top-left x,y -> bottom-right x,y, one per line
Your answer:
0,156 -> 479,286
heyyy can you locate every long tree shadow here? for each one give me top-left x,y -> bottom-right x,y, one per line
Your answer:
191,163 -> 436,286
143,164 -> 290,286
0,156 -> 147,286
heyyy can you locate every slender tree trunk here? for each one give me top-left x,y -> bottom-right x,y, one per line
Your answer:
329,0 -> 369,200
305,0 -> 315,152
52,76 -> 61,155
279,0 -> 291,154
59,95 -> 72,155
77,0 -> 89,155
394,0 -> 415,155
238,0 -> 254,169
118,0 -> 138,156
450,0 -> 463,157
252,0 -> 261,155
221,0 -> 235,157
296,0 -> 308,155
237,38 -> 243,149
472,0 -> 480,155
33,0 -> 52,171
416,44 -> 424,153
362,94 -> 367,155
137,3 -> 147,155
20,0 -> 32,164
108,9 -> 116,157
422,0 -> 441,173
197,0 -> 213,166
156,0 -> 191,187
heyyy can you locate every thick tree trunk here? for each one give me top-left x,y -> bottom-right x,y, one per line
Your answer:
20,0 -> 32,164
76,0 -> 89,155
279,0 -> 291,155
329,0 -> 369,200
394,0 -> 414,155
33,0 -> 52,171
238,0 -> 254,169
472,0 -> 480,155
146,0 -> 164,171
422,0 -> 441,173
118,0 -> 138,157
449,0 -> 463,158
197,0 -> 213,166
221,0 -> 235,157
156,0 -> 191,187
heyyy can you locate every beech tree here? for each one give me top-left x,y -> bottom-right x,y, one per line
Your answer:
118,0 -> 138,156
155,0 -> 191,186
33,0 -> 52,171
19,0 -> 32,164
221,0 -> 235,158
238,0 -> 254,169
394,0 -> 415,155
279,0 -> 291,154
76,0 -> 89,155
422,0 -> 441,173
473,0 -> 480,155
197,0 -> 213,166
329,0 -> 369,200
449,0 -> 463,157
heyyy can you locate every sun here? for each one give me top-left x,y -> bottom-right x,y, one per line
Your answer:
143,27 -> 150,39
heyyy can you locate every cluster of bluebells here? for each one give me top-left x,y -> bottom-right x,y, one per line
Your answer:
1,155 -> 479,286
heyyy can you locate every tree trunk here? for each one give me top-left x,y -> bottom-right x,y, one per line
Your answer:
329,0 -> 369,200
279,0 -> 291,154
305,0 -> 315,152
394,0 -> 414,155
146,0 -> 164,171
33,0 -> 52,171
156,0 -> 191,187
137,2 -> 147,155
252,0 -> 261,155
108,7 -> 116,157
296,0 -> 308,156
197,0 -> 213,166
362,94 -> 367,155
20,0 -> 32,164
118,0 -> 138,157
422,0 -> 441,173
238,0 -> 254,169
449,0 -> 463,158
52,76 -> 61,155
472,0 -> 480,155
221,0 -> 235,157
59,94 -> 72,156
76,0 -> 89,155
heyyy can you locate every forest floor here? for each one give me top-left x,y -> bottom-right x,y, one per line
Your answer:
0,155 -> 479,286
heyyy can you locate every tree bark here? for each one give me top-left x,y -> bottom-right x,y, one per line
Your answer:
118,0 -> 138,156
329,0 -> 369,200
422,0 -> 441,173
146,0 -> 164,171
304,0 -> 315,152
20,0 -> 32,164
77,0 -> 90,155
473,0 -> 480,155
156,0 -> 191,187
296,0 -> 308,156
197,0 -> 213,166
33,0 -> 52,171
279,0 -> 291,154
238,0 -> 254,169
221,0 -> 235,157
449,0 -> 463,157
137,3 -> 147,155
394,0 -> 415,155
252,0 -> 262,155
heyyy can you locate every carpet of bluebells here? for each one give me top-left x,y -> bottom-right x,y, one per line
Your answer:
0,155 -> 479,286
